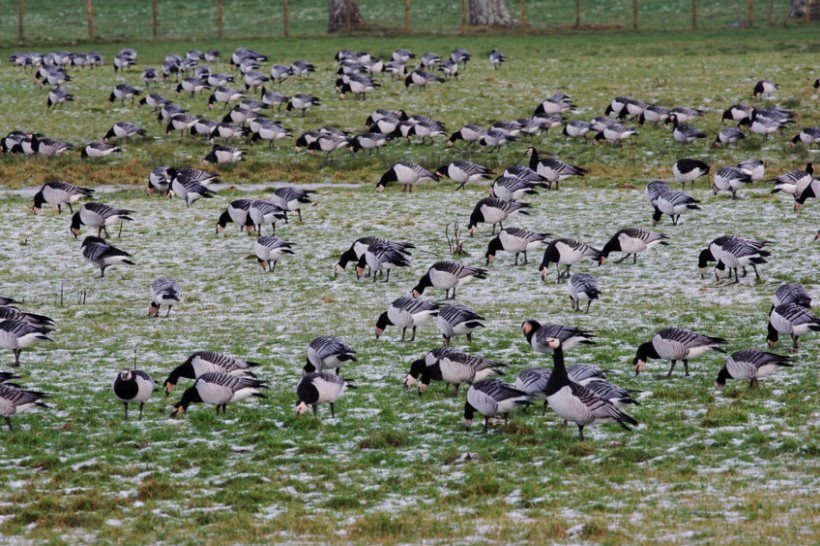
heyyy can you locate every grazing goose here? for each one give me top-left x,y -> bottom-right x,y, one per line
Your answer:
463,380 -> 528,432
0,383 -> 48,430
638,104 -> 672,125
767,304 -> 820,351
535,93 -> 576,115
163,351 -> 260,394
112,370 -> 155,419
356,242 -> 410,282
491,176 -> 545,201
722,104 -> 753,124
669,115 -> 706,144
81,142 -> 122,159
296,372 -> 353,418
791,126 -> 820,146
148,278 -> 181,317
70,202 -> 133,238
447,125 -> 486,148
488,49 -> 506,69
503,165 -> 549,183
436,161 -> 493,190
544,338 -> 638,440
468,198 -> 530,237
521,320 -> 594,354
0,320 -> 52,366
375,297 -> 438,341
103,121 -> 145,141
672,159 -> 710,188
140,67 -> 158,86
599,228 -> 669,264
109,84 -> 140,105
539,238 -> 601,281
513,364 -> 611,413
165,113 -> 200,136
216,199 -> 254,234
334,237 -> 414,276
439,58 -> 459,79
670,106 -> 702,123
304,336 -> 357,374
404,70 -> 445,90
771,163 -> 813,197
248,200 -> 287,235
46,87 -> 73,108
437,304 -> 484,345
697,235 -> 767,278
254,236 -> 295,273
251,119 -> 291,147
563,120 -> 593,139
286,94 -> 320,116
525,147 -> 586,190
169,171 -> 216,207
568,273 -> 600,313
714,238 -> 771,282
633,327 -> 726,376
271,186 -> 314,222
593,122 -> 638,145
406,348 -> 506,396
479,128 -> 516,150
170,372 -> 267,416
739,109 -> 793,138
412,261 -> 488,300
348,132 -> 388,153
794,179 -> 820,211
450,47 -> 470,65
376,162 -> 440,193
771,283 -> 811,311
176,77 -> 207,96
81,236 -> 134,278
32,181 -> 93,215
753,79 -> 777,99
714,127 -> 746,147
29,135 -> 72,156
713,167 -> 752,199
715,350 -> 792,391
737,159 -> 765,182
485,227 -> 549,265
207,86 -> 243,109
203,144 -> 243,165
651,189 -> 701,226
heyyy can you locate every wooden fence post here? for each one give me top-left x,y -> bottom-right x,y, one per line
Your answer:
519,0 -> 525,31
691,0 -> 697,29
345,0 -> 351,32
18,0 -> 24,41
747,0 -> 753,26
86,0 -> 93,40
152,0 -> 158,38
404,0 -> 410,34
283,0 -> 289,37
217,0 -> 223,38
575,0 -> 581,28
633,0 -> 639,30
460,0 -> 467,34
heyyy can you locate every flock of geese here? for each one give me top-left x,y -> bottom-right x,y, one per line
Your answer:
0,45 -> 818,439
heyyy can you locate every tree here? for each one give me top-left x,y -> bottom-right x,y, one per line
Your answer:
328,0 -> 366,33
469,0 -> 513,26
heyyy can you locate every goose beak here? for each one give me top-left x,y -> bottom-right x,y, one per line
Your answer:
164,383 -> 175,396
374,327 -> 383,339
295,401 -> 308,415
634,360 -> 646,375
169,406 -> 185,418
463,418 -> 473,429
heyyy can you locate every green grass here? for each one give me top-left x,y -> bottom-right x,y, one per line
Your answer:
0,29 -> 819,544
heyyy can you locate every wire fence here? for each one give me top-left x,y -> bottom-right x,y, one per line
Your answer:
0,0 -> 811,46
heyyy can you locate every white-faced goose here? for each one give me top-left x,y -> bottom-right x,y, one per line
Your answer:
112,370 -> 155,419
633,327 -> 726,376
567,273 -> 600,313
468,197 -> 530,237
80,236 -> 134,278
148,278 -> 181,317
767,304 -> 820,351
163,351 -> 260,395
463,380 -> 529,432
304,336 -> 357,374
0,383 -> 48,430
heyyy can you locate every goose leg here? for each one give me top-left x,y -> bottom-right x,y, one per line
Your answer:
384,270 -> 390,283
410,326 -> 417,342
123,402 -> 128,419
330,403 -> 336,418
400,328 -> 406,342
752,264 -> 761,281
5,417 -> 11,430
749,378 -> 759,389
13,349 -> 21,366
514,253 -> 519,266
543,400 -> 548,415
453,384 -> 460,396
683,360 -> 690,376
586,300 -> 592,313
483,416 -> 489,433
523,251 -> 528,265
312,404 -> 317,416
614,254 -> 629,264
667,360 -> 677,376
139,402 -> 145,419
791,335 -> 799,351
633,253 -> 638,264
166,306 -> 172,317
577,425 -> 585,441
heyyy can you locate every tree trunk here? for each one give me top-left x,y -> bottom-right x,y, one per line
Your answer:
469,0 -> 513,26
328,0 -> 365,32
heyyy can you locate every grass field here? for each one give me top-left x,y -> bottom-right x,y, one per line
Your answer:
0,28 -> 819,545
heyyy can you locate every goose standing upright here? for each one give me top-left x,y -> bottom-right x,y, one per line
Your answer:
112,369 -> 156,419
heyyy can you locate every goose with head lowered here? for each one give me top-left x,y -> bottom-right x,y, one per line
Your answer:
295,372 -> 354,419
525,147 -> 586,190
767,304 -> 820,351
463,380 -> 529,432
170,372 -> 267,417
0,319 -> 52,367
254,236 -> 294,273
485,227 -> 549,266
713,237 -> 771,283
715,350 -> 792,391
81,236 -> 134,278
163,351 -> 260,395
32,181 -> 94,215
412,261 -> 488,300
216,199 -> 254,235
633,327 -> 726,376
436,161 -> 493,190
599,228 -> 669,265
672,158 -> 709,189
543,337 -> 638,441
303,336 -> 357,375
467,197 -> 530,237
436,304 -> 484,346
0,383 -> 48,430
375,297 -> 438,341
334,237 -> 414,276
405,348 -> 506,396
148,278 -> 181,317
567,273 -> 600,313
70,202 -> 133,238
539,238 -> 601,282
355,242 -> 410,283
376,162 -> 439,193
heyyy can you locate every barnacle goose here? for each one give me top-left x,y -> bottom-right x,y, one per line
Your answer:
412,261 -> 488,300
80,236 -> 134,278
439,59 -> 459,79
46,87 -> 73,108
651,188 -> 701,226
163,351 -> 260,395
169,169 -> 217,206
147,166 -> 173,194
697,235 -> 767,278
450,48 -> 471,65
467,197 -> 530,237
28,135 -> 72,156
525,147 -> 586,190
251,119 -> 291,147
485,227 -> 549,266
356,242 -> 410,282
0,307 -> 54,329
638,104 -> 672,125
593,122 -> 638,145
771,163 -> 813,197
771,283 -> 811,311
491,176 -> 546,201
479,128 -> 516,150
304,336 -> 357,374
489,49 -> 506,69
334,237 -> 414,276
539,238 -> 601,281
513,364 -> 606,406
296,373 -> 353,418
81,142 -> 122,159
715,350 -> 791,391
722,104 -> 753,124
286,94 -> 320,116
406,348 -> 506,396
104,121 -> 145,141
0,320 -> 52,366
112,370 -> 155,419
32,181 -> 93,214
140,67 -> 158,86
737,159 -> 765,182
70,202 -> 133,238
669,115 -> 706,144
376,162 -> 439,193
348,132 -> 387,153
521,320 -> 594,354
404,70 -> 445,90
0,383 -> 48,430
375,297 -> 438,341
207,86 -> 243,109
568,273 -> 600,313
203,144 -> 243,165
670,106 -> 702,123
108,84 -> 140,105
672,159 -> 710,188
170,372 -> 267,417
535,93 -> 576,116
713,167 -> 752,199
270,186 -> 314,223
713,127 -> 746,147
254,236 -> 295,273
437,304 -> 484,346
248,200 -> 287,235
447,125 -> 486,148
791,126 -> 820,146
175,77 -> 207,96
633,327 -> 726,376
600,228 -> 669,264
563,120 -> 592,139
767,304 -> 820,351
165,113 -> 200,136
436,161 -> 493,190
753,80 -> 777,99
713,237 -> 770,282
148,278 -> 181,317
544,338 -> 637,441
